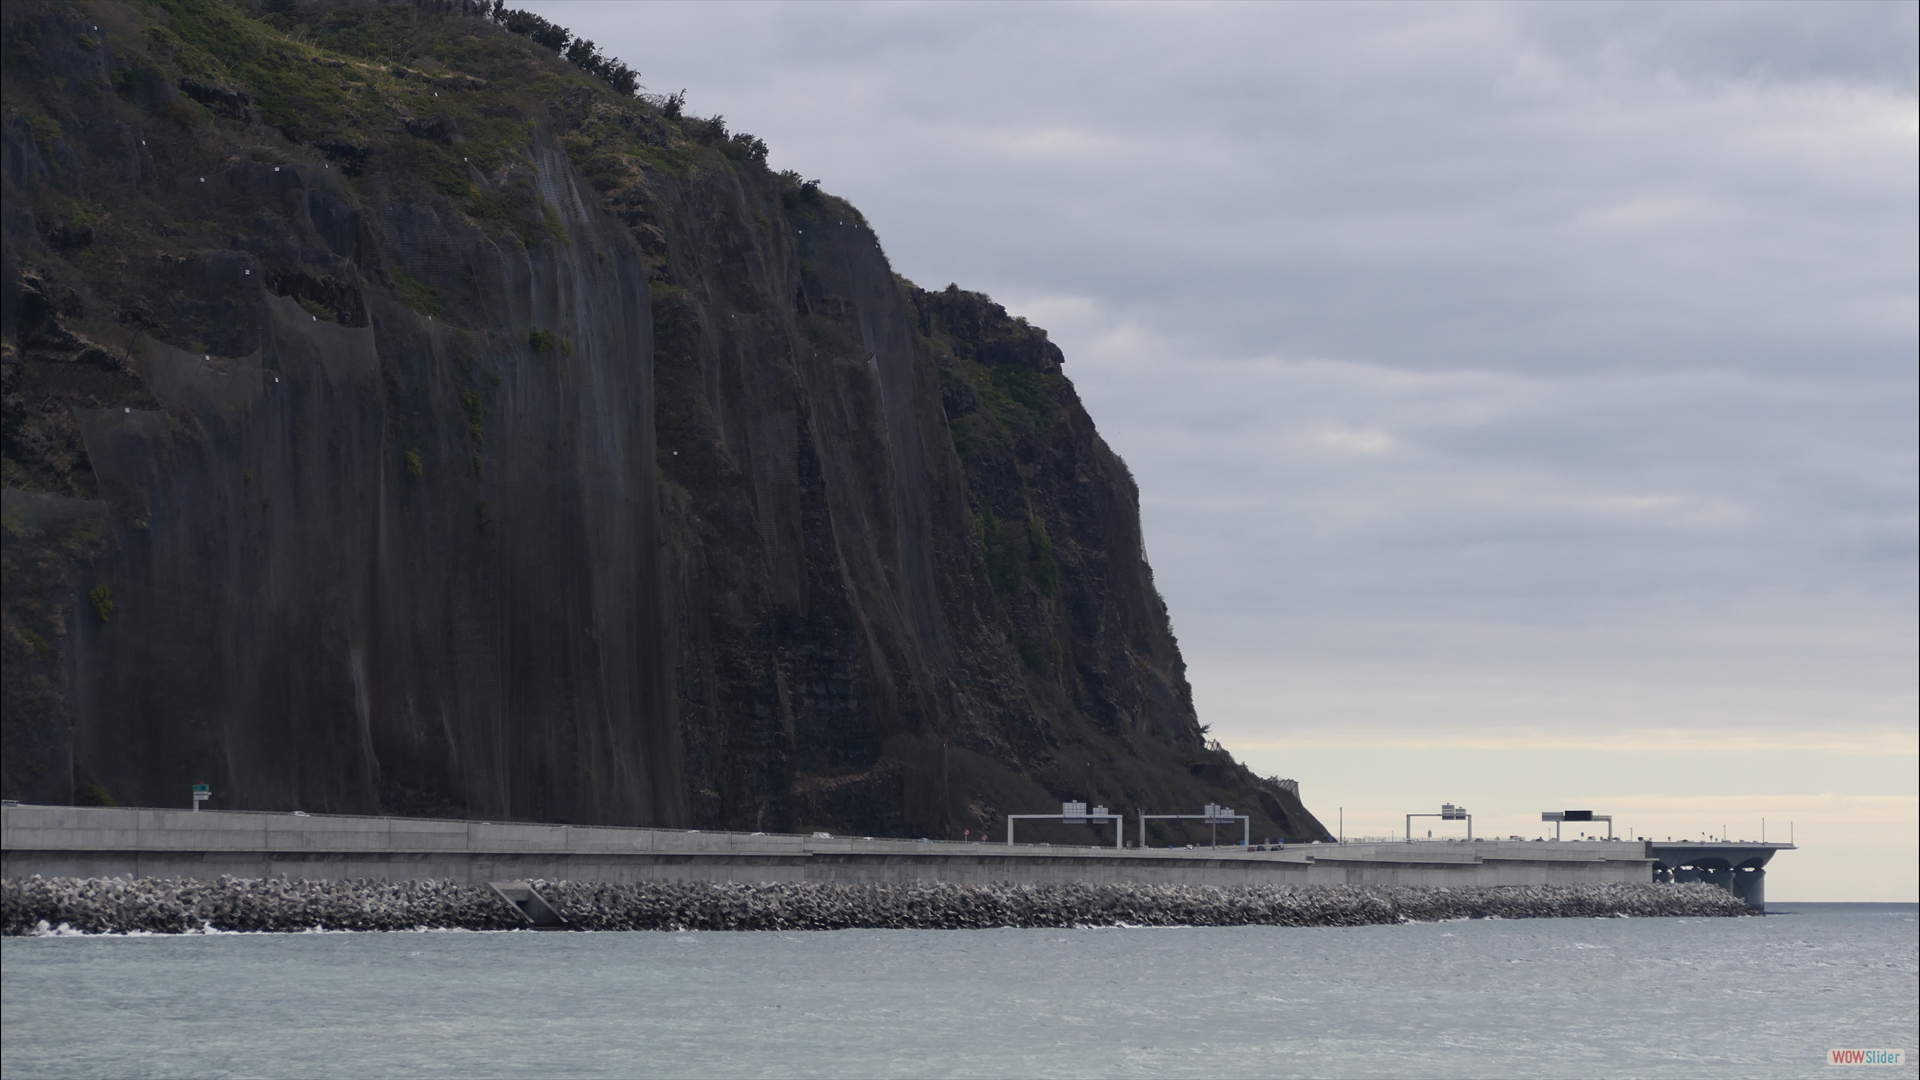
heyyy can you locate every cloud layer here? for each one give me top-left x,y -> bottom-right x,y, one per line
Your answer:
529,1 -> 1917,755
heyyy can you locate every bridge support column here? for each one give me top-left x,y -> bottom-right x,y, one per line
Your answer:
1648,843 -> 1790,913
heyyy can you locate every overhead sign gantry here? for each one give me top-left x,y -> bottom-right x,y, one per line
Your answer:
1139,803 -> 1250,848
1007,802 -> 1125,848
1541,809 -> 1612,840
1406,803 -> 1472,841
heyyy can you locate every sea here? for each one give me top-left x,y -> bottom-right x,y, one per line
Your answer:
2,903 -> 1913,1079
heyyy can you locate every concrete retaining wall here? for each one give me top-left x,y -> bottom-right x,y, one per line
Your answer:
2,805 -> 1654,889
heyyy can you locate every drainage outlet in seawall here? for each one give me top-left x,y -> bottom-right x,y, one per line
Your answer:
488,881 -> 569,929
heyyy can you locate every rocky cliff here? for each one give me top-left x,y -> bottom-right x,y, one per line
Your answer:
1,0 -> 1328,844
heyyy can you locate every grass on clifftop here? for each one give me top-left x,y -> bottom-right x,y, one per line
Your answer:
91,0 -> 796,256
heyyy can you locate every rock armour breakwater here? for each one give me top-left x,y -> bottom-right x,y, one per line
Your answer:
4,878 -> 1749,935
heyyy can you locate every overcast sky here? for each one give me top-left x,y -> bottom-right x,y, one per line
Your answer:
524,1 -> 1917,897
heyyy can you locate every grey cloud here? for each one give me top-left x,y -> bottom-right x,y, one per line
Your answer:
525,0 -> 1916,747
1515,0 -> 1920,89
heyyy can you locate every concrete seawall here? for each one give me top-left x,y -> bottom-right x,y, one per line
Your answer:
3,805 -> 1654,889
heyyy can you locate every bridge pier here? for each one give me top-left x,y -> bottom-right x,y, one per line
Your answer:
1648,842 -> 1791,912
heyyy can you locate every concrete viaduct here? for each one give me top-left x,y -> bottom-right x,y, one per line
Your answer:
2,805 -> 1788,910
1648,841 -> 1794,911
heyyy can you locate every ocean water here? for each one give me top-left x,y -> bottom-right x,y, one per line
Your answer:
2,903 -> 1912,1079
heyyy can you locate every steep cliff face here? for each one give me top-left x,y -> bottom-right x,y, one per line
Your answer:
1,0 -> 1328,844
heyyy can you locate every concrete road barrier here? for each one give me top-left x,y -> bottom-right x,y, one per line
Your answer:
2,805 -> 1657,890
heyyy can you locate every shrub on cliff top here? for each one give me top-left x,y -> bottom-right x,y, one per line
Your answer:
489,2 -> 639,96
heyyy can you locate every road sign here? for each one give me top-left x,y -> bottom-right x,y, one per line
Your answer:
1138,806 -> 1251,848
1009,803 -> 1124,848
1541,809 -> 1611,839
1408,804 -> 1473,840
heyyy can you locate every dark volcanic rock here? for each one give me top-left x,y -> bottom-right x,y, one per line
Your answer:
0,1 -> 1323,842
